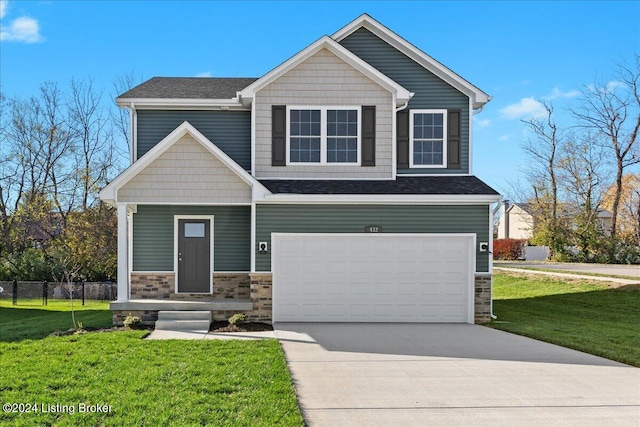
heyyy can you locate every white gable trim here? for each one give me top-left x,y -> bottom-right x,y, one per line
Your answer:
239,36 -> 412,107
332,14 -> 490,110
100,121 -> 270,204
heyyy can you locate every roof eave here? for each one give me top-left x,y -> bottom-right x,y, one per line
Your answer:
259,194 -> 501,204
115,97 -> 246,110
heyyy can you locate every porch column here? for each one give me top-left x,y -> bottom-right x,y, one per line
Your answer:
116,204 -> 129,302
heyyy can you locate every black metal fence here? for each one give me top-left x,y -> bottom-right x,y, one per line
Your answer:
0,281 -> 117,306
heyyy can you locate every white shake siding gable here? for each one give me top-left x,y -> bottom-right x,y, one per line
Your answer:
118,134 -> 252,203
254,48 -> 394,179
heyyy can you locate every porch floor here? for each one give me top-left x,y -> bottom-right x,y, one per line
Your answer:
110,299 -> 252,312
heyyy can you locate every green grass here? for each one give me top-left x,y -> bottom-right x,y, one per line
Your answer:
0,299 -> 113,341
0,303 -> 304,426
490,272 -> 640,367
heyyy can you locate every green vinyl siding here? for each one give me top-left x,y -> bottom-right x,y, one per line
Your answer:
132,205 -> 250,271
339,28 -> 470,174
136,110 -> 251,170
256,204 -> 489,272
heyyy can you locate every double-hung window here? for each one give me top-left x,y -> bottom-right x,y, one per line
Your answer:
288,106 -> 360,164
410,109 -> 447,168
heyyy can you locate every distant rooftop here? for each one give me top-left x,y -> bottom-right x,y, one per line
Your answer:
117,77 -> 259,100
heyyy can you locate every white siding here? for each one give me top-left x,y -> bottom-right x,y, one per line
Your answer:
119,135 -> 251,203
255,48 -> 394,179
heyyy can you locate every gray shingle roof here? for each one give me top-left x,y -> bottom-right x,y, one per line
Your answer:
259,176 -> 499,195
117,77 -> 258,99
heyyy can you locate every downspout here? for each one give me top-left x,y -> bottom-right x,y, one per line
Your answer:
489,201 -> 498,320
130,102 -> 138,163
395,93 -> 413,112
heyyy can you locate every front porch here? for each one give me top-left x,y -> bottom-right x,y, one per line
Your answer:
111,273 -> 273,326
111,299 -> 253,326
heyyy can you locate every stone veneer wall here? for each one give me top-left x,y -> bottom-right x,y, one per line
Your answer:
129,272 -> 250,300
248,273 -> 273,322
474,273 -> 492,324
113,310 -> 158,326
130,273 -> 175,299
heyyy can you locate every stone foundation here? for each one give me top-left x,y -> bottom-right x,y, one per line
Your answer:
113,310 -> 158,326
130,273 -> 174,299
213,273 -> 250,299
118,272 -> 260,326
248,273 -> 273,322
119,272 -> 490,326
474,273 -> 492,324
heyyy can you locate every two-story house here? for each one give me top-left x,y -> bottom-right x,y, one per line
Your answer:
100,14 -> 501,327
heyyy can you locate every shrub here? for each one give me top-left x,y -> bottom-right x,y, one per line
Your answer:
228,313 -> 247,326
493,239 -> 527,260
123,314 -> 141,329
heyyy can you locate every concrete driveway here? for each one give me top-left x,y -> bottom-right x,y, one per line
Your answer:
274,323 -> 640,427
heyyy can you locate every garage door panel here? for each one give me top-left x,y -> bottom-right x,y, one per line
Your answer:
273,234 -> 474,323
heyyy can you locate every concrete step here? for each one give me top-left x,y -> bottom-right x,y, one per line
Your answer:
157,310 -> 212,321
155,311 -> 212,332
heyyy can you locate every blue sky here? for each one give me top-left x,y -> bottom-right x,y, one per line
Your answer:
1,1 -> 639,195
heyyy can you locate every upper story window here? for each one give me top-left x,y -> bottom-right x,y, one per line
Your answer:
410,109 -> 447,168
287,106 -> 360,165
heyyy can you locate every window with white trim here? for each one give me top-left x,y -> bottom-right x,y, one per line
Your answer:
410,109 -> 447,168
288,106 -> 360,164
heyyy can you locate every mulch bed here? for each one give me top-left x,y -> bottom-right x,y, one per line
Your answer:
210,321 -> 273,333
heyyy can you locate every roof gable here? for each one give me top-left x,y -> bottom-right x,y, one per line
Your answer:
239,36 -> 412,107
332,14 -> 490,109
100,121 -> 269,204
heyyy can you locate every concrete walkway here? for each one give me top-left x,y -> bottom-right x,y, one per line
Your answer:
494,266 -> 640,285
494,261 -> 640,282
274,323 -> 640,427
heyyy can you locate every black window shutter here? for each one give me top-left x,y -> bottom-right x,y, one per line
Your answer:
447,109 -> 461,169
397,110 -> 410,169
272,105 -> 286,166
361,106 -> 376,166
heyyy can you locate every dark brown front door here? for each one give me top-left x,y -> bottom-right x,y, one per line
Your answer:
177,219 -> 211,293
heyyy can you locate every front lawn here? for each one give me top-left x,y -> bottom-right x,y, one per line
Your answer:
0,299 -> 113,341
491,272 -> 640,367
0,303 -> 304,426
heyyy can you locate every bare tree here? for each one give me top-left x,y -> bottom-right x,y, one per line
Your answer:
557,133 -> 610,259
572,55 -> 640,240
521,101 -> 565,253
68,77 -> 115,210
111,70 -> 139,161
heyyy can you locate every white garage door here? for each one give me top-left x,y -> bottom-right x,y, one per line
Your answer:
272,233 -> 475,323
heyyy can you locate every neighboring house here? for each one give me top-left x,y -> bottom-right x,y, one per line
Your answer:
100,14 -> 501,326
496,203 -> 535,240
496,201 -> 613,240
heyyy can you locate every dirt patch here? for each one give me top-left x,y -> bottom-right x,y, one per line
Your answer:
210,321 -> 273,333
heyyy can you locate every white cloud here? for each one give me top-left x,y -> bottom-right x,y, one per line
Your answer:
606,80 -> 625,92
545,87 -> 579,100
499,97 -> 547,120
586,80 -> 626,94
195,71 -> 212,77
498,134 -> 510,141
475,118 -> 491,129
0,1 -> 8,19
1,16 -> 43,43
